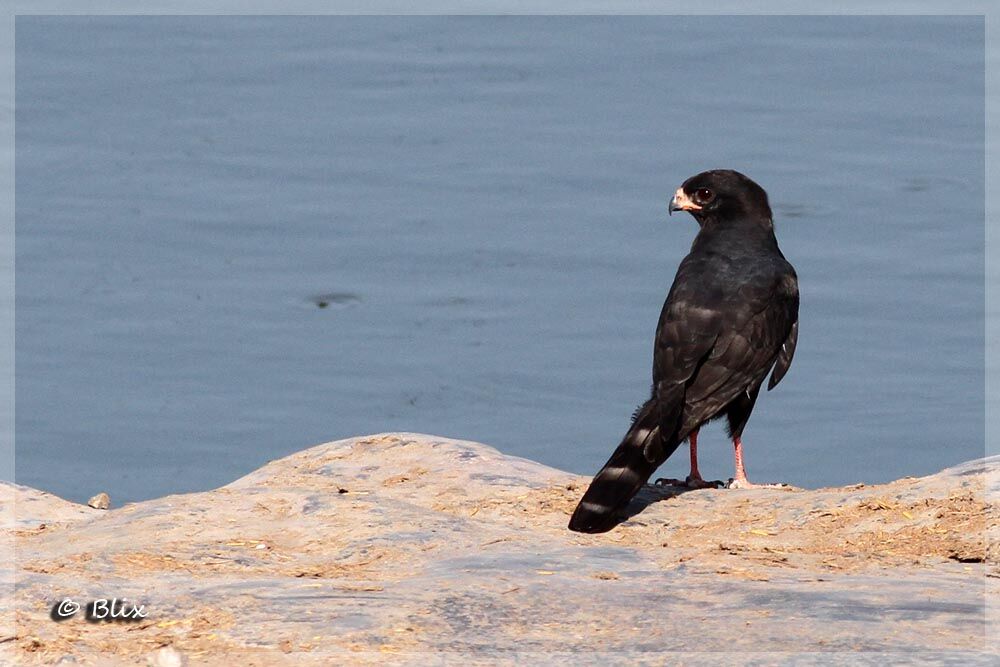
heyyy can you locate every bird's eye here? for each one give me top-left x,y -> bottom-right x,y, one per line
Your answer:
694,188 -> 714,204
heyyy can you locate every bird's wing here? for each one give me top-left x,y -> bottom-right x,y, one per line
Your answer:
648,306 -> 719,456
656,266 -> 798,429
767,271 -> 799,390
767,317 -> 798,390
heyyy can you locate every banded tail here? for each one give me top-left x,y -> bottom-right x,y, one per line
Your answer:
568,398 -> 683,533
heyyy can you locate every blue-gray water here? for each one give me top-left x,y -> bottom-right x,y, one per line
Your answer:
15,16 -> 984,504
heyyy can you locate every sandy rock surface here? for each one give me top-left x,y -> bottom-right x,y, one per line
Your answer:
2,433 -> 996,664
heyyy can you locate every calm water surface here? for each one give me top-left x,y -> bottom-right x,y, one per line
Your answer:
15,16 -> 984,503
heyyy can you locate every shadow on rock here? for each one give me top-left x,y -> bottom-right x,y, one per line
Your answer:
616,482 -> 714,527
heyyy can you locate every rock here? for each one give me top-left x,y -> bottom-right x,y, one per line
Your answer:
3,433 -> 997,664
86,492 -> 110,510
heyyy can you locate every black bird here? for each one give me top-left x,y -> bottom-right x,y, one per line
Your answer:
568,169 -> 799,534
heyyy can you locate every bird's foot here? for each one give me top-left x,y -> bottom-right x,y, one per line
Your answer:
685,475 -> 725,489
654,476 -> 724,489
725,478 -> 790,490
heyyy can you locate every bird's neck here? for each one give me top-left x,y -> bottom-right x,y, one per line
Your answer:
692,215 -> 779,253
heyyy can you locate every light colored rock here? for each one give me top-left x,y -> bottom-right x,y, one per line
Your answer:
87,492 -> 110,510
3,433 -> 996,664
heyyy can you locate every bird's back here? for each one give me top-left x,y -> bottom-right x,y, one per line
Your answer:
655,222 -> 798,437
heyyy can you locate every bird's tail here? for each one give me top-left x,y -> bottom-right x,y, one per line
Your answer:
568,398 -> 679,533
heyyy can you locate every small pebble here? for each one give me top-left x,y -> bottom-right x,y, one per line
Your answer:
147,646 -> 187,667
87,492 -> 110,510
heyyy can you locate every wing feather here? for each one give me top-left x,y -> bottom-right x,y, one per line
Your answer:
654,262 -> 798,433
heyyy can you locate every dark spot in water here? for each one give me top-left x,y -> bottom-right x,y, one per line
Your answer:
425,295 -> 471,307
310,293 -> 361,309
902,178 -> 931,192
775,203 -> 811,219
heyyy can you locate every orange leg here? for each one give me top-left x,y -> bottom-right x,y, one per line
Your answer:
654,428 -> 720,489
683,428 -> 719,488
687,428 -> 704,482
728,436 -> 788,489
733,435 -> 750,484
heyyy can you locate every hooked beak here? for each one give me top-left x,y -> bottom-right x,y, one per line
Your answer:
668,187 -> 701,216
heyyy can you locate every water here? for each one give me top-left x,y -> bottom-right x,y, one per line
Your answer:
14,16 -> 984,504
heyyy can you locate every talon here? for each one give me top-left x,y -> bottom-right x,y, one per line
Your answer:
686,476 -> 724,489
654,476 -> 724,489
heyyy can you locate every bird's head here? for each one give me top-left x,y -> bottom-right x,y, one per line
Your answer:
668,169 -> 772,225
